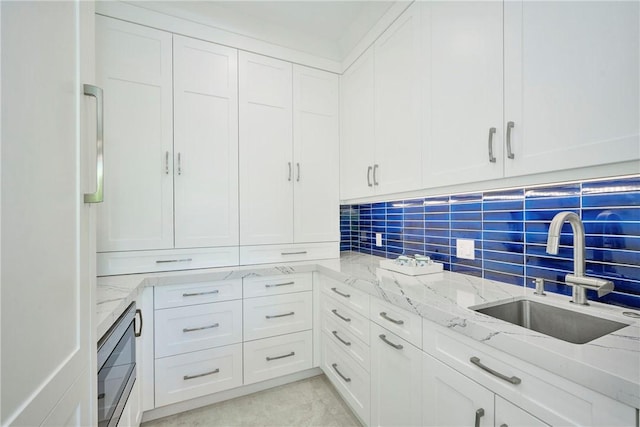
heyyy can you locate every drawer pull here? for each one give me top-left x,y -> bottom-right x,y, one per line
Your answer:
266,351 -> 295,361
265,311 -> 295,319
183,368 -> 219,381
332,330 -> 351,346
331,287 -> 350,298
281,251 -> 307,256
470,357 -> 521,385
331,363 -> 351,382
182,323 -> 219,333
380,311 -> 404,325
475,408 -> 485,427
156,258 -> 192,264
265,281 -> 295,288
331,309 -> 351,322
379,334 -> 403,350
182,290 -> 219,297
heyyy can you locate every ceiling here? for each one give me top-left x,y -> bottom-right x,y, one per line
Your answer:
130,1 -> 396,62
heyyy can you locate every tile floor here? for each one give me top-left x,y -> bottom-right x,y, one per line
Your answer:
142,375 -> 362,427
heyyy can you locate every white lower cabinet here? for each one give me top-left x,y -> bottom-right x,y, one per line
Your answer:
370,323 -> 422,427
496,396 -> 549,427
117,379 -> 141,427
243,292 -> 313,341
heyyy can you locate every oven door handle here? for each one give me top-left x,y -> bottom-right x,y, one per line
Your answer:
134,309 -> 143,338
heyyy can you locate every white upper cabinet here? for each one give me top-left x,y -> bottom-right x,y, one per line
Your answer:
239,52 -> 294,245
503,1 -> 639,177
173,35 -> 239,249
293,65 -> 340,243
424,1 -> 504,188
96,16 -> 174,252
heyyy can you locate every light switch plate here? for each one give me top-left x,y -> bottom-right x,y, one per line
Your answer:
456,238 -> 475,260
375,233 -> 383,247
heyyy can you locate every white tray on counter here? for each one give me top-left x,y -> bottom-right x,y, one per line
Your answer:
379,259 -> 443,276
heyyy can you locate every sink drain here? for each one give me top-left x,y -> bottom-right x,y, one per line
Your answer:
622,311 -> 640,319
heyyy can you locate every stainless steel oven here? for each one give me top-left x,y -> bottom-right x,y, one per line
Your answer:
97,302 -> 139,427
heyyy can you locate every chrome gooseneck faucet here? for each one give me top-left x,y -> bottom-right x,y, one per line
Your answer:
546,211 -> 614,305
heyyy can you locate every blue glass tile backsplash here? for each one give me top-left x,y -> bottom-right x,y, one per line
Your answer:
340,175 -> 640,309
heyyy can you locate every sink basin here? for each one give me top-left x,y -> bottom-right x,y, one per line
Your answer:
473,299 -> 628,344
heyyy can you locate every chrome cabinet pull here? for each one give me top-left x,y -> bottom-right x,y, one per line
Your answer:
331,287 -> 350,298
296,162 -> 300,182
367,166 -> 373,187
184,368 -> 219,381
281,251 -> 307,256
331,363 -> 351,382
183,323 -> 219,333
506,121 -> 515,159
288,162 -> 292,181
265,311 -> 295,319
380,312 -> 404,325
156,258 -> 192,264
134,309 -> 143,338
266,351 -> 295,361
332,330 -> 351,346
177,152 -> 182,175
83,84 -> 104,203
165,151 -> 170,174
500,424 -> 508,427
373,164 -> 379,186
470,357 -> 521,384
488,127 -> 497,163
379,334 -> 403,350
475,408 -> 485,427
331,309 -> 351,322
182,290 -> 219,297
265,281 -> 295,288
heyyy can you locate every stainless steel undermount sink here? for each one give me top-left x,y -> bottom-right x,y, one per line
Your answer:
473,298 -> 628,344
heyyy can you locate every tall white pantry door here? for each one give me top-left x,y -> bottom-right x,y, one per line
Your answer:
1,1 -> 96,426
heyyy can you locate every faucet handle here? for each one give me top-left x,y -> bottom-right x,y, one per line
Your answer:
533,278 -> 546,296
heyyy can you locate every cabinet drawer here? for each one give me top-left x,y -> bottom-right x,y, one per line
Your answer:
97,247 -> 239,276
155,280 -> 242,309
243,330 -> 313,385
321,309 -> 370,372
243,292 -> 312,341
243,273 -> 312,298
321,295 -> 369,345
320,276 -> 369,318
155,343 -> 242,408
155,300 -> 242,358
321,332 -> 370,426
239,242 -> 338,265
370,297 -> 422,348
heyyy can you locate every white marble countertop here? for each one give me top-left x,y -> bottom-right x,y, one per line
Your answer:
97,252 -> 640,409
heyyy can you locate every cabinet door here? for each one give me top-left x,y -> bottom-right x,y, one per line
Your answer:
370,324 -> 422,427
422,352 -> 494,427
496,396 -> 550,427
173,35 -> 239,249
504,1 -> 639,176
374,2 -> 423,195
239,52 -> 293,245
340,47 -> 375,200
293,65 -> 339,243
425,1 -> 504,187
96,17 -> 174,251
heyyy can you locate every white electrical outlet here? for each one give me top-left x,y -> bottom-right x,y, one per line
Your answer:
456,239 -> 475,260
375,233 -> 383,247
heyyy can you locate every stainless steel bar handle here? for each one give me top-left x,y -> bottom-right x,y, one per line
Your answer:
373,164 -> 379,186
379,334 -> 403,350
265,311 -> 295,319
488,127 -> 497,163
177,152 -> 182,175
380,312 -> 404,325
288,162 -> 292,181
475,408 -> 485,427
182,290 -> 219,297
506,121 -> 515,159
183,368 -> 219,381
331,287 -> 350,298
281,251 -> 307,256
265,281 -> 295,288
332,330 -> 351,346
367,166 -> 373,187
266,351 -> 295,362
156,258 -> 193,264
83,84 -> 104,203
296,162 -> 300,182
500,424 -> 508,427
165,151 -> 170,175
183,323 -> 219,333
331,309 -> 351,322
470,357 -> 521,384
134,309 -> 143,338
332,363 -> 351,382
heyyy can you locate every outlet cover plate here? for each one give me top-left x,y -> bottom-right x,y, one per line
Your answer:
456,238 -> 475,260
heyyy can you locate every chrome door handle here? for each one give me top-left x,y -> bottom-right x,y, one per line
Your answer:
379,334 -> 403,350
165,151 -> 170,174
134,309 -> 143,338
182,290 -> 219,297
331,309 -> 351,322
332,330 -> 351,346
470,357 -> 521,384
373,164 -> 379,186
183,323 -> 219,333
83,84 -> 104,203
183,369 -> 219,381
367,166 -> 373,187
288,162 -> 292,181
265,311 -> 295,319
266,351 -> 295,361
281,251 -> 307,256
331,363 -> 351,382
177,152 -> 182,175
296,162 -> 300,182
475,408 -> 485,427
488,127 -> 497,163
380,312 -> 404,325
156,258 -> 192,264
331,287 -> 350,298
506,121 -> 515,159
265,281 -> 295,288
